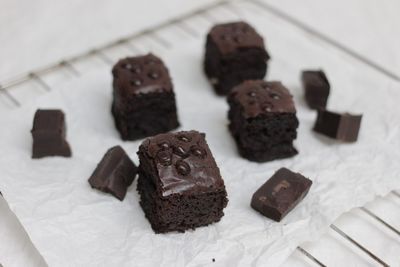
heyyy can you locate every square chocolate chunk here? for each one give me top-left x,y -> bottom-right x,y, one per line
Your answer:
31,109 -> 71,158
112,53 -> 179,140
301,70 -> 330,109
204,21 -> 270,95
137,130 -> 228,233
313,110 -> 362,142
88,146 -> 138,201
228,80 -> 299,162
251,168 -> 312,222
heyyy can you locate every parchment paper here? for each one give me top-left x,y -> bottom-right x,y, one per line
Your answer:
1,18 -> 400,266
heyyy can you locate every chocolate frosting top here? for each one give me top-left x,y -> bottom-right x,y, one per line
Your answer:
229,80 -> 296,118
31,109 -> 65,134
112,53 -> 172,97
209,21 -> 266,55
252,168 -> 312,213
140,130 -> 226,197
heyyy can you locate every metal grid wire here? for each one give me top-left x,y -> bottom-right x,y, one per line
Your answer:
0,0 -> 399,266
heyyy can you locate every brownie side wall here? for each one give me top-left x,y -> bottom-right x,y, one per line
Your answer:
228,99 -> 298,162
137,171 -> 227,233
112,91 -> 179,140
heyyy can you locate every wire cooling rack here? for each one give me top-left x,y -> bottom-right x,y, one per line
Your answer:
1,0 -> 399,266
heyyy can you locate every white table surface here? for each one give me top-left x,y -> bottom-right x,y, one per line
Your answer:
1,0 -> 399,266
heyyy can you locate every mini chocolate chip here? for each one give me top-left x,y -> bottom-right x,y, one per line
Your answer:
131,79 -> 142,86
263,103 -> 273,112
123,63 -> 132,70
158,142 -> 170,150
248,91 -> 256,97
156,150 -> 172,166
233,36 -> 241,43
131,66 -> 141,74
176,160 -> 190,176
148,71 -> 159,79
270,93 -> 280,100
177,135 -> 191,142
173,146 -> 188,158
190,145 -> 206,158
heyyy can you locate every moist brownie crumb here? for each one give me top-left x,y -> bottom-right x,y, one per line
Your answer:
112,53 -> 179,140
227,80 -> 299,162
137,130 -> 228,233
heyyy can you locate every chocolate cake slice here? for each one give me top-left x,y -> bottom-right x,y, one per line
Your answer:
137,130 -> 228,233
112,53 -> 179,140
228,80 -> 299,162
204,21 -> 270,95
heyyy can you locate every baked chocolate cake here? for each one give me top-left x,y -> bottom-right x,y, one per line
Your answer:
204,21 -> 270,95
137,130 -> 228,233
227,80 -> 299,162
112,53 -> 179,140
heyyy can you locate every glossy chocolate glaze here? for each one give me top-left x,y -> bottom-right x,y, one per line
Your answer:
138,130 -> 226,197
208,21 -> 266,56
112,53 -> 172,98
251,168 -> 312,222
229,80 -> 296,118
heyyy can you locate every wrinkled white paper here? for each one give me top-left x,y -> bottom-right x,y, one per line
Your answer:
0,196 -> 47,267
1,16 -> 400,267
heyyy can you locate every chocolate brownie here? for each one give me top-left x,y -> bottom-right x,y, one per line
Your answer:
314,110 -> 362,142
88,146 -> 138,201
227,80 -> 299,162
204,21 -> 270,95
251,168 -> 312,222
137,130 -> 228,233
112,53 -> 179,140
31,109 -> 71,158
301,70 -> 330,109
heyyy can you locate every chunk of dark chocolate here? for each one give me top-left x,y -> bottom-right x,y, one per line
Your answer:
301,70 -> 330,109
88,146 -> 138,201
31,109 -> 71,158
227,80 -> 299,162
137,130 -> 228,233
204,21 -> 270,95
313,110 -> 362,142
112,53 -> 179,140
251,168 -> 312,222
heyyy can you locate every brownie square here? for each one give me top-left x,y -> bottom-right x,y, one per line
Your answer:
251,168 -> 312,222
31,109 -> 72,158
137,130 -> 228,233
227,80 -> 299,162
204,21 -> 270,95
88,146 -> 138,201
112,53 -> 179,140
301,70 -> 330,109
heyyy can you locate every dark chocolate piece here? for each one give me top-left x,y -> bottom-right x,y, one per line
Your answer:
313,110 -> 362,142
112,53 -> 179,140
227,80 -> 299,162
251,168 -> 312,222
88,146 -> 137,201
301,70 -> 330,109
137,130 -> 228,233
31,109 -> 71,158
204,21 -> 270,95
